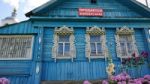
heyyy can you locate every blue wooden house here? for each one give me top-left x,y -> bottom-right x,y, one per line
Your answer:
0,0 -> 150,84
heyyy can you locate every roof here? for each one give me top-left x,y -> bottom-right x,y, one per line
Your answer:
25,0 -> 150,17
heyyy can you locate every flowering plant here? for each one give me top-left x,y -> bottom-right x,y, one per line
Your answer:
101,73 -> 150,84
122,51 -> 149,67
0,78 -> 9,84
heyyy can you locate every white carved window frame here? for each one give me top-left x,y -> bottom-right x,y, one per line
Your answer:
85,26 -> 108,62
52,25 -> 76,62
115,26 -> 139,60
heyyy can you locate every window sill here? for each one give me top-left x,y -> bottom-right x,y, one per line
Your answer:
0,58 -> 32,61
53,56 -> 74,59
89,56 -> 106,59
119,56 -> 132,59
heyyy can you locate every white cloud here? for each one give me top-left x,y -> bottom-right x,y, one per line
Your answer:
2,0 -> 19,9
137,0 -> 150,7
23,0 -> 49,13
2,0 -> 49,12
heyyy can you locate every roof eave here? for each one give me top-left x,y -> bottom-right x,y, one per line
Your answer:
30,16 -> 150,22
130,0 -> 150,12
25,0 -> 57,17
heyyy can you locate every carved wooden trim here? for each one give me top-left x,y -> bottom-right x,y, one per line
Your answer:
85,26 -> 107,62
86,26 -> 105,35
115,26 -> 139,59
116,26 -> 134,35
55,25 -> 74,35
52,26 -> 76,62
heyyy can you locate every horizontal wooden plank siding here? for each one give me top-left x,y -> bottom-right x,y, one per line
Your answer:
38,0 -> 143,18
34,21 -> 150,28
41,27 -> 150,80
1,76 -> 31,84
0,21 -> 38,34
42,61 -> 107,80
0,21 -> 37,84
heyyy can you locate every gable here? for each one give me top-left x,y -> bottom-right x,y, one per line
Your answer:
26,0 -> 150,18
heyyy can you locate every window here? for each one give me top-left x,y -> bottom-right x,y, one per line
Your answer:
119,35 -> 133,57
86,26 -> 108,62
58,35 -> 70,57
52,26 -> 76,62
0,35 -> 34,60
115,26 -> 138,59
90,0 -> 97,4
90,35 -> 103,56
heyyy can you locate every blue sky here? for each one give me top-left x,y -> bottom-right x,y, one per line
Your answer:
0,0 -> 149,22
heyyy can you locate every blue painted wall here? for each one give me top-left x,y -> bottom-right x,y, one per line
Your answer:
0,0 -> 150,84
36,0 -> 143,18
41,27 -> 150,81
0,21 -> 39,84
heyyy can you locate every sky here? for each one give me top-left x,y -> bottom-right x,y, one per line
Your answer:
0,0 -> 150,22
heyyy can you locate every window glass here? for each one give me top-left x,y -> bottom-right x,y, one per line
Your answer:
90,35 -> 101,42
58,43 -> 63,55
59,35 -> 70,42
90,43 -> 96,56
0,35 -> 33,60
58,35 -> 70,57
119,35 -> 133,57
97,43 -> 102,54
90,35 -> 102,56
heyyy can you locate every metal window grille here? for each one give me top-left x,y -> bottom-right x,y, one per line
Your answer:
0,35 -> 33,60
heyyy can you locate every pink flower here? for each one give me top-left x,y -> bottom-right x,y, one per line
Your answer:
144,75 -> 150,80
117,82 -> 122,84
102,80 -> 108,84
83,80 -> 91,84
0,78 -> 9,84
138,78 -> 144,82
122,81 -> 126,84
0,79 -> 3,84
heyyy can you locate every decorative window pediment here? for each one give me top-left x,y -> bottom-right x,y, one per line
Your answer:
85,26 -> 108,62
116,26 -> 134,35
115,26 -> 138,59
54,25 -> 74,35
52,25 -> 76,62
